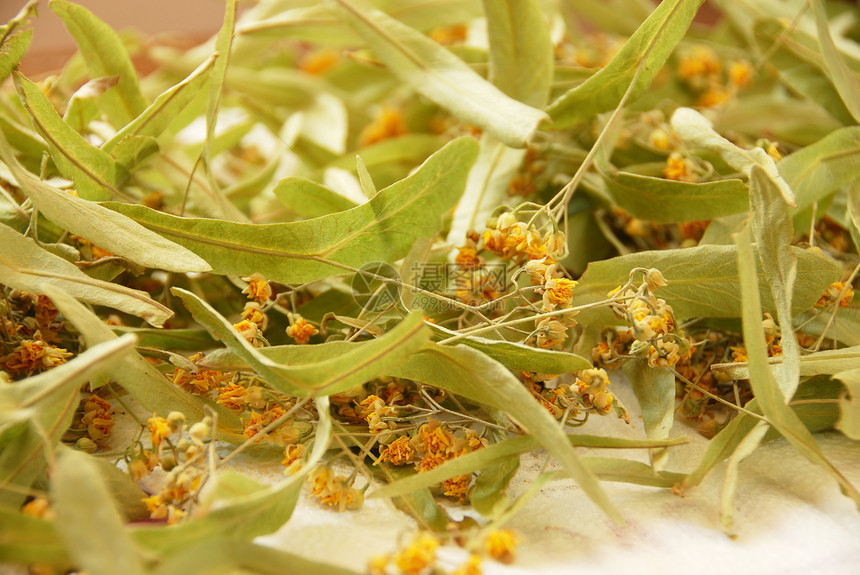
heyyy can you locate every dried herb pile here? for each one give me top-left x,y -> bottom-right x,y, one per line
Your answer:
1,0 -> 859,573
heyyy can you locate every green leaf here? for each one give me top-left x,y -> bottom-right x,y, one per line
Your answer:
470,456 -> 519,518
38,284 -> 235,430
778,127 -> 860,212
0,507 -> 69,566
482,0 -> 553,108
753,18 -> 855,126
331,0 -> 548,148
107,137 -> 478,284
173,287 -> 429,397
151,540 -> 362,575
546,0 -> 704,129
52,450 -> 146,575
809,0 -> 860,124
712,345 -> 860,380
371,431 -> 687,499
428,322 -> 593,373
0,28 -> 31,83
623,360 -> 676,471
272,177 -> 357,219
64,76 -> 120,134
734,223 -> 860,505
834,368 -> 860,440
671,107 -> 796,205
389,343 -> 623,523
102,54 -> 217,162
14,71 -> 128,201
131,397 -> 331,555
0,335 -> 134,507
0,131 -> 212,274
0,224 -> 173,327
599,169 -> 749,223
49,0 -> 147,128
574,244 -> 840,322
749,164 -> 800,397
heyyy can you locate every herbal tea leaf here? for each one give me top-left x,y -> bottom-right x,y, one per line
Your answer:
108,138 -> 478,284
809,0 -> 860,124
331,0 -> 548,148
574,244 -> 839,322
482,0 -> 553,108
735,223 -> 860,505
670,107 -> 796,206
14,71 -> 128,201
0,508 -> 68,566
0,131 -> 212,274
52,450 -> 146,575
834,368 -> 860,440
778,127 -> 860,212
720,420 -> 770,537
173,287 -> 429,397
623,360 -> 676,471
428,323 -> 593,373
546,0 -> 704,129
64,76 -> 120,134
712,345 -> 860,380
372,432 -> 687,499
0,27 -> 31,83
272,177 -> 357,219
0,224 -> 173,326
49,0 -> 147,128
102,54 -> 218,161
600,170 -> 749,223
390,343 -> 623,523
749,164 -> 800,397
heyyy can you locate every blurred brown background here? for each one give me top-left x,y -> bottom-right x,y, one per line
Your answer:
0,0 -> 233,75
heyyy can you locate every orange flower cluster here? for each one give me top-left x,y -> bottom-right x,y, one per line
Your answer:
308,466 -> 363,511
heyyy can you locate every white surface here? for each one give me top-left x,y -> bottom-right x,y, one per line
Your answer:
249,379 -> 860,575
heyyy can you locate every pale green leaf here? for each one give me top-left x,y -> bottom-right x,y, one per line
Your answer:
0,28 -> 31,83
14,72 -> 128,201
713,345 -> 860,380
331,0 -> 548,148
52,450 -> 146,575
600,169 -> 748,223
49,0 -> 147,128
0,131 -> 212,274
623,360 -> 676,471
671,107 -> 796,206
809,0 -> 860,124
151,540 -> 362,575
64,76 -> 119,134
778,127 -> 860,212
355,155 -> 377,198
107,138 -> 478,284
470,456 -> 519,518
834,368 -> 860,440
389,343 -> 623,523
749,164 -> 800,396
272,177 -> 357,219
0,508 -> 68,566
0,224 -> 173,327
483,0 -> 553,108
173,287 -> 429,397
102,54 -> 217,161
734,223 -> 860,505
371,431 -> 687,499
546,0 -> 704,129
428,322 -> 593,373
574,244 -> 840,322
